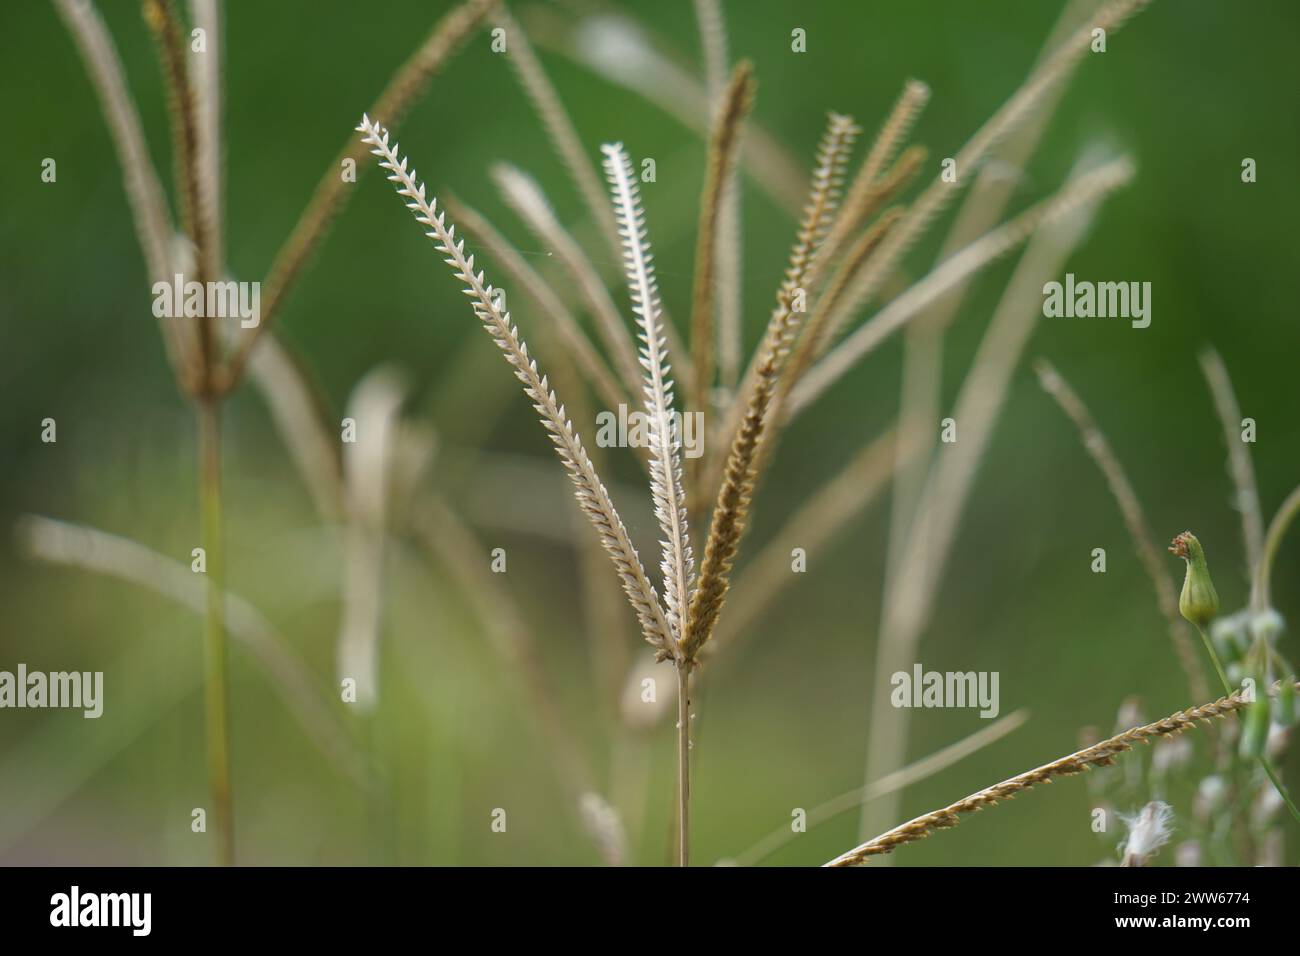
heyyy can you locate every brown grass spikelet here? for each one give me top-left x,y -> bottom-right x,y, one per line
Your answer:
689,60 -> 756,416
683,112 -> 857,662
826,680 -> 1298,866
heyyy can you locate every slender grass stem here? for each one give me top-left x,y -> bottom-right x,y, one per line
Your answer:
676,663 -> 691,867
1254,483 -> 1300,612
198,399 -> 234,865
1193,623 -> 1232,692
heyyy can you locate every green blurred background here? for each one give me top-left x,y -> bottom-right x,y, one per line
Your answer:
1,0 -> 1298,865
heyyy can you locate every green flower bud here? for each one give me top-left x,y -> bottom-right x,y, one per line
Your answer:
1169,531 -> 1219,629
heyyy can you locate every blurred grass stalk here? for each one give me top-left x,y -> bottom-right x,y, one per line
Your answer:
52,0 -> 493,864
859,0 -> 1115,846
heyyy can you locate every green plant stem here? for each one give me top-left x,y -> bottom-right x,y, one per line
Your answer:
1195,622 -> 1300,826
676,663 -> 691,867
198,398 -> 234,865
1193,624 -> 1232,693
1253,483 -> 1300,611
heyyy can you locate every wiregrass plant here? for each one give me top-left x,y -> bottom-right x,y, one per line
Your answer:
47,0 -> 496,865
354,0 -> 1155,867
34,0 -> 1294,867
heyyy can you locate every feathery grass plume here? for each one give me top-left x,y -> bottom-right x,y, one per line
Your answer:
143,0 -> 218,390
53,0 -> 196,386
788,156 -> 1136,419
762,146 -> 923,436
765,203 -> 904,435
730,710 -> 1027,866
692,0 -> 743,392
358,116 -> 675,655
446,194 -> 632,419
189,0 -> 222,274
221,0 -> 495,392
729,206 -> 901,507
827,679 -> 1300,866
492,163 -> 645,399
1199,349 -> 1266,592
1034,359 -> 1208,702
818,79 -> 929,269
602,143 -> 694,646
814,0 -> 1152,357
688,61 -> 755,418
683,112 -> 857,663
496,6 -> 620,255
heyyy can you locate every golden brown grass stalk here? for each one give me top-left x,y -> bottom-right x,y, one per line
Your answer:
688,61 -> 755,418
53,0 -> 196,386
789,156 -> 1135,419
143,0 -> 216,392
828,680 -> 1300,866
692,0 -> 743,393
142,0 -> 237,865
813,0 -> 1151,358
683,112 -> 858,663
1035,359 -> 1208,702
220,0 -> 495,392
358,117 -> 675,656
818,79 -> 929,269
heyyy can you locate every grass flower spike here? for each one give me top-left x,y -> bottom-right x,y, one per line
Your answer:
602,143 -> 694,650
356,115 -> 675,657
